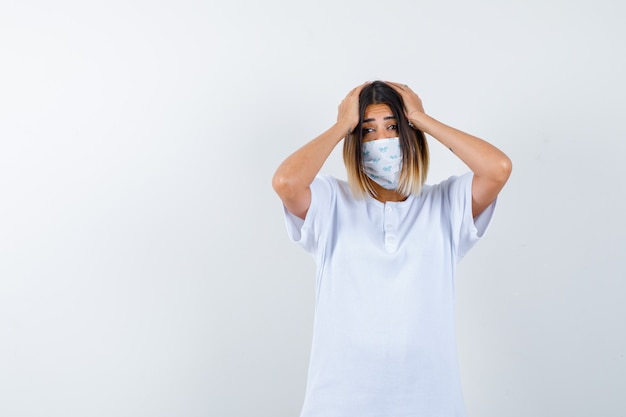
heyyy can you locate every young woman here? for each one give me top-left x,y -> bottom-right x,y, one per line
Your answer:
272,80 -> 511,417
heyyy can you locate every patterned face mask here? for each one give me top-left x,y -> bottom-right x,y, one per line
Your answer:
362,137 -> 402,190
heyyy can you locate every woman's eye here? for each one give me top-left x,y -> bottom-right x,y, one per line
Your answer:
388,124 -> 398,130
362,128 -> 374,135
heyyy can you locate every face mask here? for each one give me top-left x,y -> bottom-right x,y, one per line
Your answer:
362,137 -> 402,190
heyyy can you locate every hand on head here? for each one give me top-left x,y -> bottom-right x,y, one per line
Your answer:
385,81 -> 425,122
337,81 -> 370,133
338,81 -> 424,134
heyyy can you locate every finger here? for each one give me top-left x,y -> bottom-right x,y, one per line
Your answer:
350,81 -> 370,95
346,85 -> 360,98
391,82 -> 408,89
385,81 -> 401,87
385,81 -> 412,92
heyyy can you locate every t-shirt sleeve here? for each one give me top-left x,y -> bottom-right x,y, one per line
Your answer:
282,175 -> 335,255
444,172 -> 497,260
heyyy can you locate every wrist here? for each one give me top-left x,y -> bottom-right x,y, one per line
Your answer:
408,111 -> 432,133
335,118 -> 357,136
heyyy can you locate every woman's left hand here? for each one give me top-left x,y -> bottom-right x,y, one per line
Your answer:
386,81 -> 425,124
386,81 -> 512,218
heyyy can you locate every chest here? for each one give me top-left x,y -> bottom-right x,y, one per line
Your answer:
330,198 -> 449,258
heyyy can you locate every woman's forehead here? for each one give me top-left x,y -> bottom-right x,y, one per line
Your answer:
363,103 -> 394,121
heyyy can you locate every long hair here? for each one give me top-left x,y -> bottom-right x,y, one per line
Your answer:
343,81 -> 429,198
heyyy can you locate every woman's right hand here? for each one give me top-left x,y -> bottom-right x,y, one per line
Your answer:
337,82 -> 370,134
272,82 -> 370,219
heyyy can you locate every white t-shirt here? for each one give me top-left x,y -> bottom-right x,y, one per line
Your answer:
283,172 -> 496,417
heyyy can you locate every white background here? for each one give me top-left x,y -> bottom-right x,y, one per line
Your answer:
1,0 -> 625,416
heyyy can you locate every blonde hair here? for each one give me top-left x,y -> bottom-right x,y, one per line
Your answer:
343,81 -> 429,198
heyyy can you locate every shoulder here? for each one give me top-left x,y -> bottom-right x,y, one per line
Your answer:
311,174 -> 338,193
312,175 -> 351,196
308,175 -> 342,210
311,175 -> 365,213
413,173 -> 473,214
422,172 -> 473,196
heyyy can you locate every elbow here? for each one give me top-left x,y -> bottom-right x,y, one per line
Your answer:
272,172 -> 287,195
496,155 -> 513,185
272,171 -> 298,200
479,155 -> 512,187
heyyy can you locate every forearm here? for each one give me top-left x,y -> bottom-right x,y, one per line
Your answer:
409,112 -> 511,181
272,121 -> 351,197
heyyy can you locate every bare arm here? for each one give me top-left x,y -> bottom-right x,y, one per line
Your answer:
388,82 -> 512,218
272,83 -> 367,219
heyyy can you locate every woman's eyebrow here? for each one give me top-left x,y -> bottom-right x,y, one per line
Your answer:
362,115 -> 397,123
